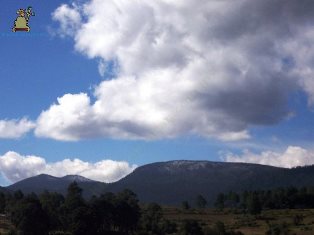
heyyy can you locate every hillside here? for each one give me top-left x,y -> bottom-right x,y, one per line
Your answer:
6,161 -> 314,205
7,174 -> 107,198
107,160 -> 290,205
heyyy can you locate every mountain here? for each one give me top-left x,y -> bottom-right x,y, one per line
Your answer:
7,174 -> 107,198
6,160 -> 314,206
107,160 -> 314,205
62,175 -> 93,183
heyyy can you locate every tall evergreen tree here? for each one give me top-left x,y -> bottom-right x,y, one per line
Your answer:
196,195 -> 207,209
64,181 -> 85,210
215,193 -> 225,210
0,192 -> 5,213
9,195 -> 49,235
39,191 -> 65,231
62,182 -> 88,234
114,189 -> 141,234
247,192 -> 262,215
182,201 -> 190,210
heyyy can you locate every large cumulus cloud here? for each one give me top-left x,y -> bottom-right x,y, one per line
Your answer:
223,146 -> 314,168
36,0 -> 314,141
0,118 -> 35,139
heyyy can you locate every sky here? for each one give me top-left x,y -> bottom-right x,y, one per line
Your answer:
1,0 -> 314,185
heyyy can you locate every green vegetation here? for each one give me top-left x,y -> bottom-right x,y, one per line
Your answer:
1,185 -> 314,234
181,201 -> 190,210
196,195 -> 207,209
162,207 -> 314,235
3,183 -> 143,235
215,187 -> 314,213
0,183 -> 242,235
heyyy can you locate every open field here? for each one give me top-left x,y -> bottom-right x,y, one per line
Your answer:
163,207 -> 314,235
1,207 -> 314,234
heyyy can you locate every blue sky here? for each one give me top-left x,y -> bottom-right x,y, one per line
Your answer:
0,0 -> 314,185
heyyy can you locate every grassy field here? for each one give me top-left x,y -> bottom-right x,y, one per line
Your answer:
163,207 -> 314,234
1,208 -> 314,234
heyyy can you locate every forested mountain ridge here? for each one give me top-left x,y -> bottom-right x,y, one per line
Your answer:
6,161 -> 314,205
7,174 -> 107,198
107,160 -> 289,205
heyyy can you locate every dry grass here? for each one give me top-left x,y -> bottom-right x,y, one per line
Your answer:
163,207 -> 314,234
1,208 -> 314,234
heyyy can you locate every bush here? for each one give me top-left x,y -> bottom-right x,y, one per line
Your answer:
266,222 -> 289,235
179,220 -> 204,235
293,214 -> 303,226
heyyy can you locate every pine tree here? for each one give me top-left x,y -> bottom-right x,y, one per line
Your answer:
215,193 -> 225,210
182,201 -> 190,210
196,195 -> 207,209
247,192 -> 262,215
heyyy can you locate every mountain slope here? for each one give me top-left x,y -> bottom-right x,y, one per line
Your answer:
6,160 -> 314,206
7,174 -> 107,198
106,160 -> 314,205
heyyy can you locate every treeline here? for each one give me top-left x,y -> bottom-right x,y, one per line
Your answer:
0,183 -> 242,235
215,186 -> 314,214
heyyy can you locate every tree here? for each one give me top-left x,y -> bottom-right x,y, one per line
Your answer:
89,193 -> 116,234
182,201 -> 190,210
196,195 -> 207,209
227,191 -> 240,208
0,192 -> 6,213
69,206 -> 98,235
9,195 -> 49,235
141,203 -> 162,234
215,193 -> 225,210
39,191 -> 65,231
140,203 -> 177,235
138,203 -> 177,235
65,181 -> 85,210
241,191 -> 249,209
13,190 -> 24,201
114,189 -> 141,233
90,190 -> 141,234
61,182 -> 87,233
247,192 -> 262,215
140,203 -> 163,234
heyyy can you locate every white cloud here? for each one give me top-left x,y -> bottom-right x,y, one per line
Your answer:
217,130 -> 251,142
223,146 -> 314,168
42,0 -> 314,141
35,93 -> 94,141
0,151 -> 136,183
0,118 -> 35,139
52,3 -> 81,37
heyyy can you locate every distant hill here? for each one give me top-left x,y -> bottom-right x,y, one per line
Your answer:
6,161 -> 314,206
107,161 -> 314,205
7,174 -> 107,198
106,161 -> 286,205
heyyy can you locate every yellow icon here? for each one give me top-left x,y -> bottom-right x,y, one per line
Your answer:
12,7 -> 35,32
